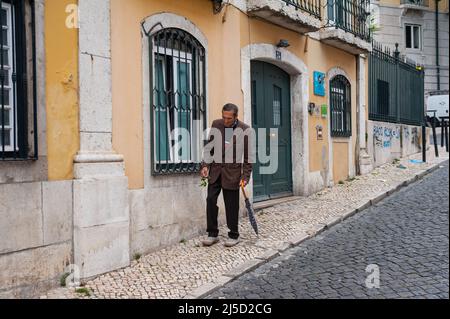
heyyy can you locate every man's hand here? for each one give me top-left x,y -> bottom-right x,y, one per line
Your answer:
240,179 -> 249,188
200,167 -> 209,178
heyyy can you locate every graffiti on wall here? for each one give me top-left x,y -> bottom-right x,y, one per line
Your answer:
373,125 -> 400,148
373,126 -> 383,147
403,126 -> 420,148
403,127 -> 410,141
411,127 -> 419,147
370,122 -> 422,167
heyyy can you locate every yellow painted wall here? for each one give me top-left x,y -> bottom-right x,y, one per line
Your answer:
111,0 -> 358,188
304,41 -> 356,175
438,0 -> 449,11
45,0 -> 79,180
333,141 -> 349,183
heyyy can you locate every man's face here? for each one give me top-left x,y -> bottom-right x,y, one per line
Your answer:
222,111 -> 237,128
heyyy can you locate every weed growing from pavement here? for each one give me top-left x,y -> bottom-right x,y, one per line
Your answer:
60,273 -> 70,287
75,288 -> 91,297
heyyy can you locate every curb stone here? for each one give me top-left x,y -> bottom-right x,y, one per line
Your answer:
223,259 -> 265,278
275,242 -> 292,252
215,275 -> 234,286
358,200 -> 372,212
188,282 -> 225,299
387,188 -> 396,196
341,208 -> 359,221
371,192 -> 388,206
288,233 -> 310,246
255,249 -> 280,261
306,223 -> 327,236
325,216 -> 341,229
395,183 -> 405,192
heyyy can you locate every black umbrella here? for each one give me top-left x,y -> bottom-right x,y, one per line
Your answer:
241,182 -> 259,236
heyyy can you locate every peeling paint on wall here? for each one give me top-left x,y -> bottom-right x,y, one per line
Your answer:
45,0 -> 79,181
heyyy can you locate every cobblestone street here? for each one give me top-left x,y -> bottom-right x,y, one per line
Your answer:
208,162 -> 449,299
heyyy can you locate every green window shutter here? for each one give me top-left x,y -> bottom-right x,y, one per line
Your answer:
177,61 -> 191,161
155,59 -> 170,162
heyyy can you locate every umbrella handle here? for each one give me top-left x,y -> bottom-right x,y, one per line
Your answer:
240,181 -> 248,200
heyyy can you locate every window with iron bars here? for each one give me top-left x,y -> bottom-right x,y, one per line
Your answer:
150,28 -> 206,175
330,75 -> 352,137
1,0 -> 36,161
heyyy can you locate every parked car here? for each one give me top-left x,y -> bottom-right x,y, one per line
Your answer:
426,91 -> 449,127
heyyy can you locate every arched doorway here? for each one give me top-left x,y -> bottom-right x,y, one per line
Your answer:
251,61 -> 293,201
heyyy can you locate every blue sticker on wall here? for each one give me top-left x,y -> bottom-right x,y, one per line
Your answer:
314,71 -> 326,97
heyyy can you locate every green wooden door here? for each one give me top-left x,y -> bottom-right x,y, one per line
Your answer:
251,61 -> 293,202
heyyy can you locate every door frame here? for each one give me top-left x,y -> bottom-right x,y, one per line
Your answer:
241,43 -> 310,197
251,61 -> 293,201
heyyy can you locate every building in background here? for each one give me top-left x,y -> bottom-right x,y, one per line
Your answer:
370,0 -> 449,93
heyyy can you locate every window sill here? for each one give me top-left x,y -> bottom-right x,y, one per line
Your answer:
152,162 -> 201,176
405,48 -> 423,53
399,4 -> 429,12
0,156 -> 47,184
0,157 -> 38,163
331,135 -> 352,142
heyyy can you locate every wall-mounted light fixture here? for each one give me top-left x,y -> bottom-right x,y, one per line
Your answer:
276,39 -> 290,48
308,102 -> 316,115
212,0 -> 224,14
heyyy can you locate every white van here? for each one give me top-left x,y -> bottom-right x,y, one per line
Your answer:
427,92 -> 449,119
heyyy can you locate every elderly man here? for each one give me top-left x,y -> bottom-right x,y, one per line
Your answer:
200,103 -> 253,247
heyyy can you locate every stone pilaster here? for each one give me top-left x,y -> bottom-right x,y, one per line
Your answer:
357,55 -> 373,175
73,0 -> 129,280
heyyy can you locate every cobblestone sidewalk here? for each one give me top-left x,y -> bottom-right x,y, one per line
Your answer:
42,148 -> 449,299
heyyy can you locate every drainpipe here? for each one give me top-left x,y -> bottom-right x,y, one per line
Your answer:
356,55 -> 361,176
435,0 -> 441,90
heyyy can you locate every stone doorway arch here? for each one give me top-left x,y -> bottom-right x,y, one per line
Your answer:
241,43 -> 311,196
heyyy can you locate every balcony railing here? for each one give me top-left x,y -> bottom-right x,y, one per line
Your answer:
327,0 -> 371,41
247,0 -> 322,34
282,0 -> 321,19
400,0 -> 429,6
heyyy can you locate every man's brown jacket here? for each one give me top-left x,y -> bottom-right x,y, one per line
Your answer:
201,119 -> 253,190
